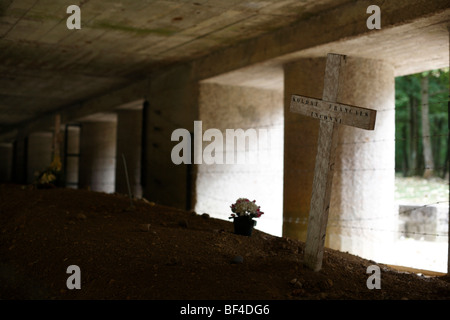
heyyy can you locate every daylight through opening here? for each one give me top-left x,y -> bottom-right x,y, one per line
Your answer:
386,68 -> 449,273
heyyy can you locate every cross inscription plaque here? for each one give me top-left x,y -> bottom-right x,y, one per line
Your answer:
290,53 -> 377,271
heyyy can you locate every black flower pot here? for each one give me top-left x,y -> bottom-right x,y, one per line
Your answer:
233,216 -> 256,236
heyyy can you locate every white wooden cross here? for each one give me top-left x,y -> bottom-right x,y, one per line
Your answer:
290,53 -> 377,271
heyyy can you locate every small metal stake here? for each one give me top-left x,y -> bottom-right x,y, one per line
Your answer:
122,153 -> 134,209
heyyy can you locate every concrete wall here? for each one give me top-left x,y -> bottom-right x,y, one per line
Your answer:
0,143 -> 13,182
196,82 -> 284,235
79,120 -> 117,193
283,56 -> 396,261
115,109 -> 142,198
26,132 -> 53,184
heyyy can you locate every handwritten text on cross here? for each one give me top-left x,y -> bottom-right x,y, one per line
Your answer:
290,95 -> 376,130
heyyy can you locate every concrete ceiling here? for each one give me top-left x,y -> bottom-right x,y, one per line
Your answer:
0,0 -> 345,133
0,0 -> 449,140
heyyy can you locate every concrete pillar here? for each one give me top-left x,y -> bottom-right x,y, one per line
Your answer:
115,109 -> 142,198
283,56 -> 395,261
12,137 -> 27,184
63,125 -> 80,189
0,143 -> 13,182
145,63 -> 198,209
196,82 -> 284,236
27,132 -> 53,184
79,119 -> 117,193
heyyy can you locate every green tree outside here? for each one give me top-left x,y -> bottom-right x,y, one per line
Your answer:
395,68 -> 449,178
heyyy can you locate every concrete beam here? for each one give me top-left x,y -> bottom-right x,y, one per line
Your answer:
192,0 -> 449,80
3,79 -> 147,141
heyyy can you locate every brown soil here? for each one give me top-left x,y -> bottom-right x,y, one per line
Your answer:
1,183 -> 449,300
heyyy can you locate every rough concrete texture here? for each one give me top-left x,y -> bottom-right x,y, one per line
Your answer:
196,81 -> 284,235
78,120 -> 117,193
283,56 -> 395,262
26,132 -> 53,184
115,109 -> 142,198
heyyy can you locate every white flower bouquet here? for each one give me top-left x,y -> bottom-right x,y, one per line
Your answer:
229,198 -> 264,219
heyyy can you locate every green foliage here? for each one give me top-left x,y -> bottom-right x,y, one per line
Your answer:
395,68 -> 449,177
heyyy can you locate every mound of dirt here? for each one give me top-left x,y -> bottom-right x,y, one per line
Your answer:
0,184 -> 449,301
